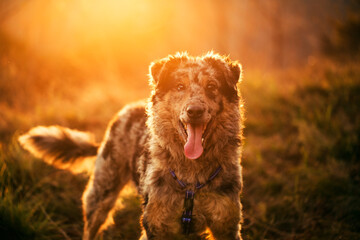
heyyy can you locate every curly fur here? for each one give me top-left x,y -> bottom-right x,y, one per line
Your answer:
19,52 -> 244,240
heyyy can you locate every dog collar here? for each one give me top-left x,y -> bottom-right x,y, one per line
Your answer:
169,166 -> 222,235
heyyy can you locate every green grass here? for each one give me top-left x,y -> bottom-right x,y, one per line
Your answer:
0,60 -> 359,239
0,139 -> 87,239
241,62 -> 360,239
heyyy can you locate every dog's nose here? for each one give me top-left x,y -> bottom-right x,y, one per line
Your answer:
187,105 -> 205,119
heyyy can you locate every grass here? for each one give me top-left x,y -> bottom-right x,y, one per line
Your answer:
241,61 -> 360,239
0,139 -> 87,239
0,55 -> 359,239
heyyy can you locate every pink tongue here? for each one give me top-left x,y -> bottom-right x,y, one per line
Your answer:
184,124 -> 204,160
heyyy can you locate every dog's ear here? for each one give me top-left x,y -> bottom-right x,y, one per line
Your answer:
225,58 -> 242,86
149,54 -> 186,90
149,59 -> 167,87
204,53 -> 242,102
204,53 -> 242,86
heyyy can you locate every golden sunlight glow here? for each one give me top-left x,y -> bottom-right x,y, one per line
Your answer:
1,0 -> 357,238
3,0 -> 170,61
2,0 -> 174,112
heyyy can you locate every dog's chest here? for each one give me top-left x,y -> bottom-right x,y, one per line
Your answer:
164,167 -> 224,234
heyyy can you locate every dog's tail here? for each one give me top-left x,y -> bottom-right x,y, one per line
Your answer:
18,126 -> 99,173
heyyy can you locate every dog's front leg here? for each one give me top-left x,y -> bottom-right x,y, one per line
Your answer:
140,193 -> 183,239
82,153 -> 131,240
206,194 -> 242,240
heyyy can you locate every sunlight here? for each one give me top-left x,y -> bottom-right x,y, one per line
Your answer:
3,0 -> 170,61
1,0 -> 359,239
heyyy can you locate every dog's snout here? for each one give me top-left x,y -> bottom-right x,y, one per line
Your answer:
187,105 -> 205,119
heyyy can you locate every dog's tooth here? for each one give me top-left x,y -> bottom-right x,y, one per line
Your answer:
202,137 -> 204,143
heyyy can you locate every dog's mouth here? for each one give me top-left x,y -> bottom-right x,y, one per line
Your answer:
179,120 -> 211,160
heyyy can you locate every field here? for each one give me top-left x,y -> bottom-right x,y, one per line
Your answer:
1,53 -> 359,239
1,0 -> 360,239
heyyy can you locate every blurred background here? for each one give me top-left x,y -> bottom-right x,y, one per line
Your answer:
0,0 -> 359,239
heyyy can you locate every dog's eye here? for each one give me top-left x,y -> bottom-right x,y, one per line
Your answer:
206,83 -> 217,91
177,84 -> 185,91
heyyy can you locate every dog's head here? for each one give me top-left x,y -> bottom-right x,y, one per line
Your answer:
148,52 -> 242,160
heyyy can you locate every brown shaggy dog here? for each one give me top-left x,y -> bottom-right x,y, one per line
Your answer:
19,52 -> 244,240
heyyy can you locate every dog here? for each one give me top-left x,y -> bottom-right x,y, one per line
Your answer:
19,52 -> 244,240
